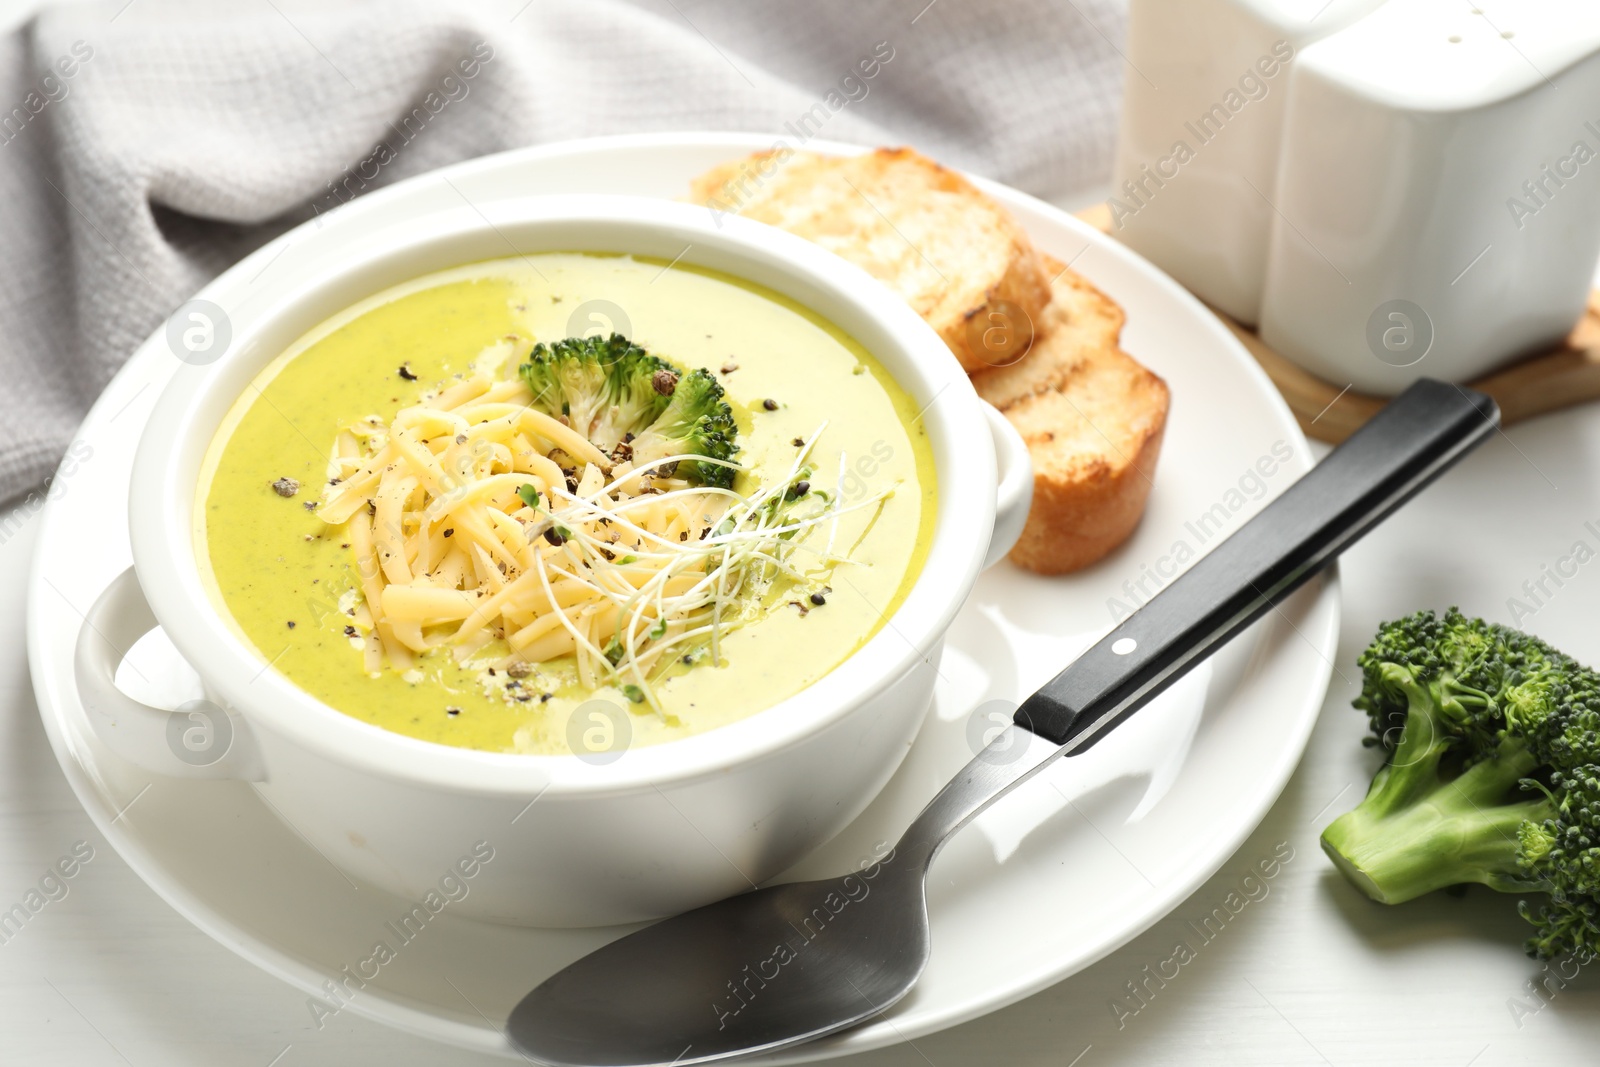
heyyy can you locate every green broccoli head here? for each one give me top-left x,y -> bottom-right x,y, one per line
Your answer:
595,344 -> 679,451
1323,608 -> 1600,959
1519,769 -> 1600,959
628,368 -> 740,488
1351,609 -> 1564,763
518,335 -> 739,483
1521,671 -> 1600,770
520,334 -> 627,440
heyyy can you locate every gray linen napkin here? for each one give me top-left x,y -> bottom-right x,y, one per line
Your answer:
0,0 -> 1125,503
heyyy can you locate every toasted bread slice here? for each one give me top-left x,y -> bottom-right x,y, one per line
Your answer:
973,259 -> 1170,574
688,148 -> 1051,373
971,268 -> 1123,407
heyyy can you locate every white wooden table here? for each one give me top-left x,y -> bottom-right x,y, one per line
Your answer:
5,3 -> 1600,1063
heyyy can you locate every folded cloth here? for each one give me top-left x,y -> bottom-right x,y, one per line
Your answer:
0,0 -> 1125,503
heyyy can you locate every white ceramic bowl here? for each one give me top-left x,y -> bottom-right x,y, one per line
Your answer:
70,194 -> 1031,927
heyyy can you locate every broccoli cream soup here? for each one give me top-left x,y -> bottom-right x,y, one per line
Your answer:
197,254 -> 936,754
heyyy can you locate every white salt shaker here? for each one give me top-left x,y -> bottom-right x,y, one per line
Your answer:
1260,0 -> 1600,394
1113,0 -> 1600,395
1110,0 -> 1383,326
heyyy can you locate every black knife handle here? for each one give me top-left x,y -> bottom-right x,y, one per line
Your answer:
1016,378 -> 1499,751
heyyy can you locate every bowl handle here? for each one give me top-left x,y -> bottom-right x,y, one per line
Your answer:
73,567 -> 264,781
981,402 -> 1033,570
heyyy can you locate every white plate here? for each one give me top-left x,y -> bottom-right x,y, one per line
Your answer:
25,133 -> 1338,1061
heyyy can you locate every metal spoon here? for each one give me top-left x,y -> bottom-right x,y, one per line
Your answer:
508,379 -> 1499,1067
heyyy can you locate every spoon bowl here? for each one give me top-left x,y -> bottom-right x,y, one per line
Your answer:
509,865 -> 932,1066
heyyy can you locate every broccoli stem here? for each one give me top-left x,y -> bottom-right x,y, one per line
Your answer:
1321,731 -> 1551,904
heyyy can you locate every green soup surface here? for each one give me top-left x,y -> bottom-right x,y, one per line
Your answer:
198,254 -> 936,754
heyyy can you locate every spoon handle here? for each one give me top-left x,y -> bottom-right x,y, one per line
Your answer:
1017,378 -> 1498,752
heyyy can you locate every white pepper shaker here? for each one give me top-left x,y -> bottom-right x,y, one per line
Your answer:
1259,0 -> 1600,394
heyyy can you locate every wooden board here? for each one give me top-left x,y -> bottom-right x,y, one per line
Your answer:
1075,202 -> 1600,443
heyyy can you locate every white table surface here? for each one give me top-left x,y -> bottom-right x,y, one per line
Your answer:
7,5 -> 1600,1065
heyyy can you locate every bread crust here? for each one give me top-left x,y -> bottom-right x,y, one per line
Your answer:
687,147 -> 1051,373
973,259 -> 1170,574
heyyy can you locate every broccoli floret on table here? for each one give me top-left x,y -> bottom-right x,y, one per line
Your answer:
1321,607 -> 1600,959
